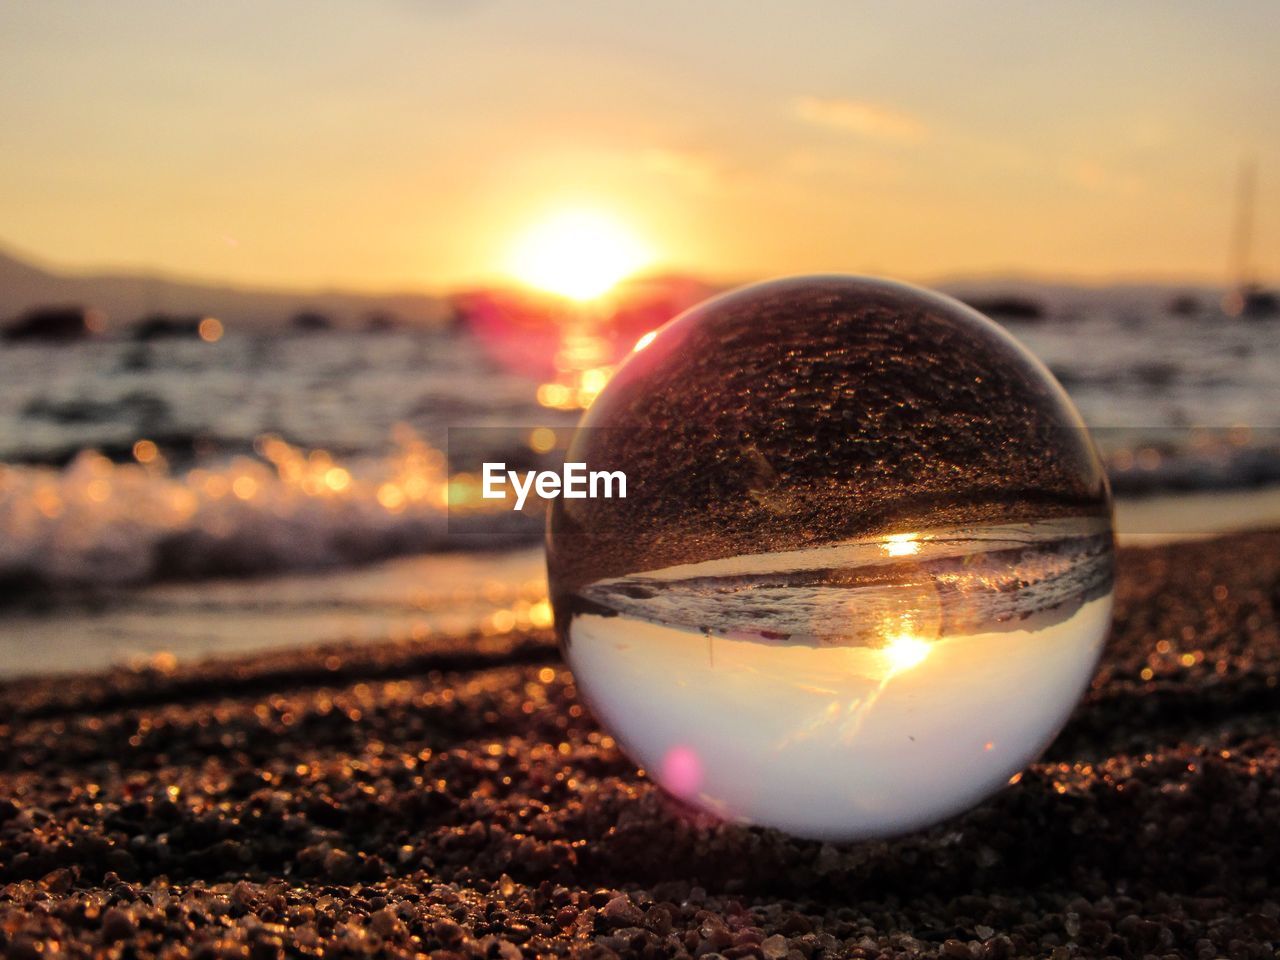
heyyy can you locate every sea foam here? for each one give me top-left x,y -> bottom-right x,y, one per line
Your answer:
0,433 -> 536,592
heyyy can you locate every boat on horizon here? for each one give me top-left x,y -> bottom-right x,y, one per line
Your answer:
1223,159 -> 1278,319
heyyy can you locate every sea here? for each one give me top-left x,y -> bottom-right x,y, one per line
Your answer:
1,296 -> 1278,676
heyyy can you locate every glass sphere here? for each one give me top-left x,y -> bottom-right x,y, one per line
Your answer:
546,276 -> 1113,841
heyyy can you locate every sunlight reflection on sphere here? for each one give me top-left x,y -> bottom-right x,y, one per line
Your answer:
546,275 -> 1114,841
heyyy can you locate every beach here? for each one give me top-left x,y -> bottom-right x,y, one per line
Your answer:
1,528 -> 1277,958
4,4 -> 1280,956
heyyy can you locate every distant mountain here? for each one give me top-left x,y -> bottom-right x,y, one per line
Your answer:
0,240 -> 1232,335
0,244 -> 451,332
933,274 -> 1227,315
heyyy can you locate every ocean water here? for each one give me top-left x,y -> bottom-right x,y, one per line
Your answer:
0,306 -> 1277,596
0,330 -> 565,592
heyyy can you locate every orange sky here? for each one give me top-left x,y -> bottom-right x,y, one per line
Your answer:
1,1 -> 1278,293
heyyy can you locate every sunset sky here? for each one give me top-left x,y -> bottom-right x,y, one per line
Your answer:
2,1 -> 1278,293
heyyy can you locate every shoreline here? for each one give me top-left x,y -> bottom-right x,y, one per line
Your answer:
1114,483 -> 1280,544
1,486 -> 1279,681
2,485 -> 1280,681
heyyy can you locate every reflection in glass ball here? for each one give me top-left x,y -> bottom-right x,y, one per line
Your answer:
546,276 -> 1114,841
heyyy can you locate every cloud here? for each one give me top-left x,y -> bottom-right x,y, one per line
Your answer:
793,97 -> 927,143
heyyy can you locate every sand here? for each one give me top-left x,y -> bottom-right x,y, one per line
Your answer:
0,530 -> 1278,958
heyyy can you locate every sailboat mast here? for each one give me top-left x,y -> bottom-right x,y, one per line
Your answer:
1223,156 -> 1277,317
1229,157 -> 1257,289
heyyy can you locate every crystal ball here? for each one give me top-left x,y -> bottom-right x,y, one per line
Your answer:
546,276 -> 1114,841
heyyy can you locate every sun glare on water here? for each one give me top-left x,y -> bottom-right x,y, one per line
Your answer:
509,209 -> 651,300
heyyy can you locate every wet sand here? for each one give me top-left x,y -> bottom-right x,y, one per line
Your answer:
1,530 -> 1278,958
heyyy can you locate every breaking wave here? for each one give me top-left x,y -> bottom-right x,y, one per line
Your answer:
0,432 -> 540,593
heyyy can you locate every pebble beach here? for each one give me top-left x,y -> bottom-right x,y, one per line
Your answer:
0,530 -> 1278,958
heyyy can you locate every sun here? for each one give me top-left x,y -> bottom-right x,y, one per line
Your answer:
508,208 -> 651,300
881,632 -> 931,675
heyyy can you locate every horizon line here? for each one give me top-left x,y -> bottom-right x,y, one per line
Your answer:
0,237 -> 1270,301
